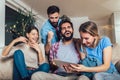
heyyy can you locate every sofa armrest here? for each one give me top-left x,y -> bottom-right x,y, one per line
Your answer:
0,46 -> 13,79
0,58 -> 13,80
112,43 -> 120,64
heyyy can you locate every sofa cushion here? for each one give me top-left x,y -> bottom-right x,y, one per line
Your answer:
0,43 -> 120,80
0,58 -> 13,80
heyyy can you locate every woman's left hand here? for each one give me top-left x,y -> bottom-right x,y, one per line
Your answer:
67,64 -> 87,72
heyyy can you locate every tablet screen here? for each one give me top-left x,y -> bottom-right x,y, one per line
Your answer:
53,59 -> 76,67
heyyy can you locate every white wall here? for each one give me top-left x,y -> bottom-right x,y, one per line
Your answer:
71,17 -> 89,38
0,0 -> 5,47
112,12 -> 120,44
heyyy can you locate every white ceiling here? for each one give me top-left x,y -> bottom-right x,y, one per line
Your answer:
21,0 -> 120,24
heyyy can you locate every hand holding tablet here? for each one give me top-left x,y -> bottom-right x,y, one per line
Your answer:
53,59 -> 79,73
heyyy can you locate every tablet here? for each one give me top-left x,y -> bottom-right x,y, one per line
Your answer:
53,59 -> 76,67
53,59 -> 79,74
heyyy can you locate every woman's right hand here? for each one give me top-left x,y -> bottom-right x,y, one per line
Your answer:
80,52 -> 86,60
2,36 -> 28,56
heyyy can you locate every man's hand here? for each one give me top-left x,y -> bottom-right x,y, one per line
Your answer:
47,31 -> 54,43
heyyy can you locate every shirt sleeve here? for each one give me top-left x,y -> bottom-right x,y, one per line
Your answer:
101,36 -> 112,50
49,42 -> 59,62
49,44 -> 55,62
40,43 -> 45,59
40,27 -> 47,44
39,43 -> 46,64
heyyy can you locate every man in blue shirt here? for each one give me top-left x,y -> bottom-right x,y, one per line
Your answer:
40,5 -> 61,54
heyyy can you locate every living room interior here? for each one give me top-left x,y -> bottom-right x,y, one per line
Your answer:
0,0 -> 120,79
1,0 -> 120,47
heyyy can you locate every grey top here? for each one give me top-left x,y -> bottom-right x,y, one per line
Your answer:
55,40 -> 80,73
57,41 -> 79,64
0,43 -> 45,68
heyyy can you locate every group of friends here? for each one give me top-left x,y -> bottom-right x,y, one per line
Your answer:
1,5 -> 120,80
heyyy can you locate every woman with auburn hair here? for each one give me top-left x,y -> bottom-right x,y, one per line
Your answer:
64,21 -> 120,80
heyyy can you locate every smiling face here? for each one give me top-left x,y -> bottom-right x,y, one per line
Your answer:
79,21 -> 99,47
26,29 -> 39,43
48,12 -> 60,28
61,22 -> 74,41
80,31 -> 96,47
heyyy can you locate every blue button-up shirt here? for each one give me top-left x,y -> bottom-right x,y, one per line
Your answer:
40,19 -> 61,45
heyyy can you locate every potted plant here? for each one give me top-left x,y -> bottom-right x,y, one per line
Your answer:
6,8 -> 36,39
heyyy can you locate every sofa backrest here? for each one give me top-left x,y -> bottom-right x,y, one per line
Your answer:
112,43 -> 120,64
0,43 -> 120,64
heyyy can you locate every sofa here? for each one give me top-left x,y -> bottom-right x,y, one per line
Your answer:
0,43 -> 120,80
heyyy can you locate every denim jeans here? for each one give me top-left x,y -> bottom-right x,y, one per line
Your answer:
13,50 -> 50,80
93,72 -> 120,80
